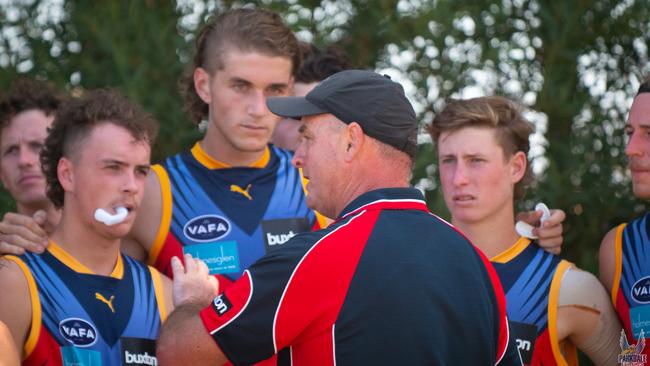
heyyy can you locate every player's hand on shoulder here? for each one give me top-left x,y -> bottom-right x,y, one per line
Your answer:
0,211 -> 49,256
517,208 -> 565,254
171,254 -> 219,307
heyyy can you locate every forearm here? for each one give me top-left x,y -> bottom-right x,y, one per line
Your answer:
157,303 -> 226,365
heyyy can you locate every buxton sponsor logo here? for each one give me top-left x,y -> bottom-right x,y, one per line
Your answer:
509,321 -> 537,364
632,276 -> 650,303
58,318 -> 97,347
124,351 -> 157,366
183,215 -> 230,242
266,231 -> 297,246
261,218 -> 310,252
213,294 -> 232,316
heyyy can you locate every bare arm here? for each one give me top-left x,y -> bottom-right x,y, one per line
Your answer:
157,254 -> 221,365
557,268 -> 621,366
0,257 -> 33,359
0,320 -> 19,366
157,303 -> 227,365
598,227 -> 618,294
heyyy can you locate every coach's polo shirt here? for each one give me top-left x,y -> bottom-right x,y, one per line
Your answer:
200,187 -> 519,365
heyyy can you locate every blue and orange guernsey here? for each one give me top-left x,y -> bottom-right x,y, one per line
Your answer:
200,188 -> 521,365
491,237 -> 578,366
5,241 -> 167,366
149,143 -> 325,292
612,213 -> 650,361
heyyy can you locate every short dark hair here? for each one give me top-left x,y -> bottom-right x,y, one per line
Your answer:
0,78 -> 64,133
41,89 -> 158,208
295,43 -> 351,84
429,96 -> 533,200
182,8 -> 301,124
637,76 -> 650,95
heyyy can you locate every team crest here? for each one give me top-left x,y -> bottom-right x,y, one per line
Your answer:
619,329 -> 647,366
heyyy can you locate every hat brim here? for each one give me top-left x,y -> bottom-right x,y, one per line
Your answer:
267,96 -> 328,120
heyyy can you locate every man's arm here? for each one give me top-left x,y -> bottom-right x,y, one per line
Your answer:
557,268 -> 622,365
158,254 -> 221,365
598,226 -> 619,293
157,303 -> 227,365
0,257 -> 33,359
0,320 -> 19,366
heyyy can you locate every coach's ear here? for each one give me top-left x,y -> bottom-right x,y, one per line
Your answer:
57,157 -> 74,193
194,67 -> 212,104
343,122 -> 365,162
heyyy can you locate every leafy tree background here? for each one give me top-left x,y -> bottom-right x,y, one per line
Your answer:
1,0 -> 649,322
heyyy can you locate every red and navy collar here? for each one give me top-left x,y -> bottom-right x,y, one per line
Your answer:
336,188 -> 428,222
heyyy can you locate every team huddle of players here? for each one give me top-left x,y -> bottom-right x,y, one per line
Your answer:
0,7 -> 647,366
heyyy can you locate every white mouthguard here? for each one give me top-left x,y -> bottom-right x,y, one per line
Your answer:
94,206 -> 128,226
515,202 -> 551,239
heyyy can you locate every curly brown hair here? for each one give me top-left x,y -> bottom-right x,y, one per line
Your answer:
0,78 -> 64,133
41,89 -> 158,208
637,75 -> 650,95
181,8 -> 301,124
429,96 -> 534,200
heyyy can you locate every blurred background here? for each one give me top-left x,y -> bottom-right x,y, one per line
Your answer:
1,0 -> 648,279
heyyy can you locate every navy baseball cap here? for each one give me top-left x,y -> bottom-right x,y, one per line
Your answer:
267,70 -> 418,158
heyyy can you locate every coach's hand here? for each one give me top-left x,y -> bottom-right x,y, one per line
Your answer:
171,254 -> 219,307
0,211 -> 49,256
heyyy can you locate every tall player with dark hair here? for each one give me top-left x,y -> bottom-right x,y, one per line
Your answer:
272,42 -> 352,151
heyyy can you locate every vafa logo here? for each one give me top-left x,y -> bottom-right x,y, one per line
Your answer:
183,215 -> 230,242
58,318 -> 97,347
632,276 -> 650,303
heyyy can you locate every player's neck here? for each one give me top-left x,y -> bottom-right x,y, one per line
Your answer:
452,207 -> 519,259
200,131 -> 267,167
50,209 -> 120,276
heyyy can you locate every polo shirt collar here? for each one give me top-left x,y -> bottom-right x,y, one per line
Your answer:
336,187 -> 428,221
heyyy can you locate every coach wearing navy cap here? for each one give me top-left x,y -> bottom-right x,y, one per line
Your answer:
158,70 -> 523,365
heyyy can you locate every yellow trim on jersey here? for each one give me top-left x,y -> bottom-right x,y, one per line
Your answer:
191,142 -> 270,169
612,223 -> 626,307
148,165 -> 172,266
149,266 -> 167,321
490,236 -> 531,263
298,167 -> 329,228
548,260 -> 578,366
5,255 -> 41,359
48,240 -> 123,279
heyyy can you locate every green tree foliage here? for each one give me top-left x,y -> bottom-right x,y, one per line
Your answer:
1,0 -> 648,275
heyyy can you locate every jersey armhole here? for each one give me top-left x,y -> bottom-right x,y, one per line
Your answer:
148,164 -> 173,266
611,223 -> 626,307
5,255 -> 41,359
548,260 -> 578,366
